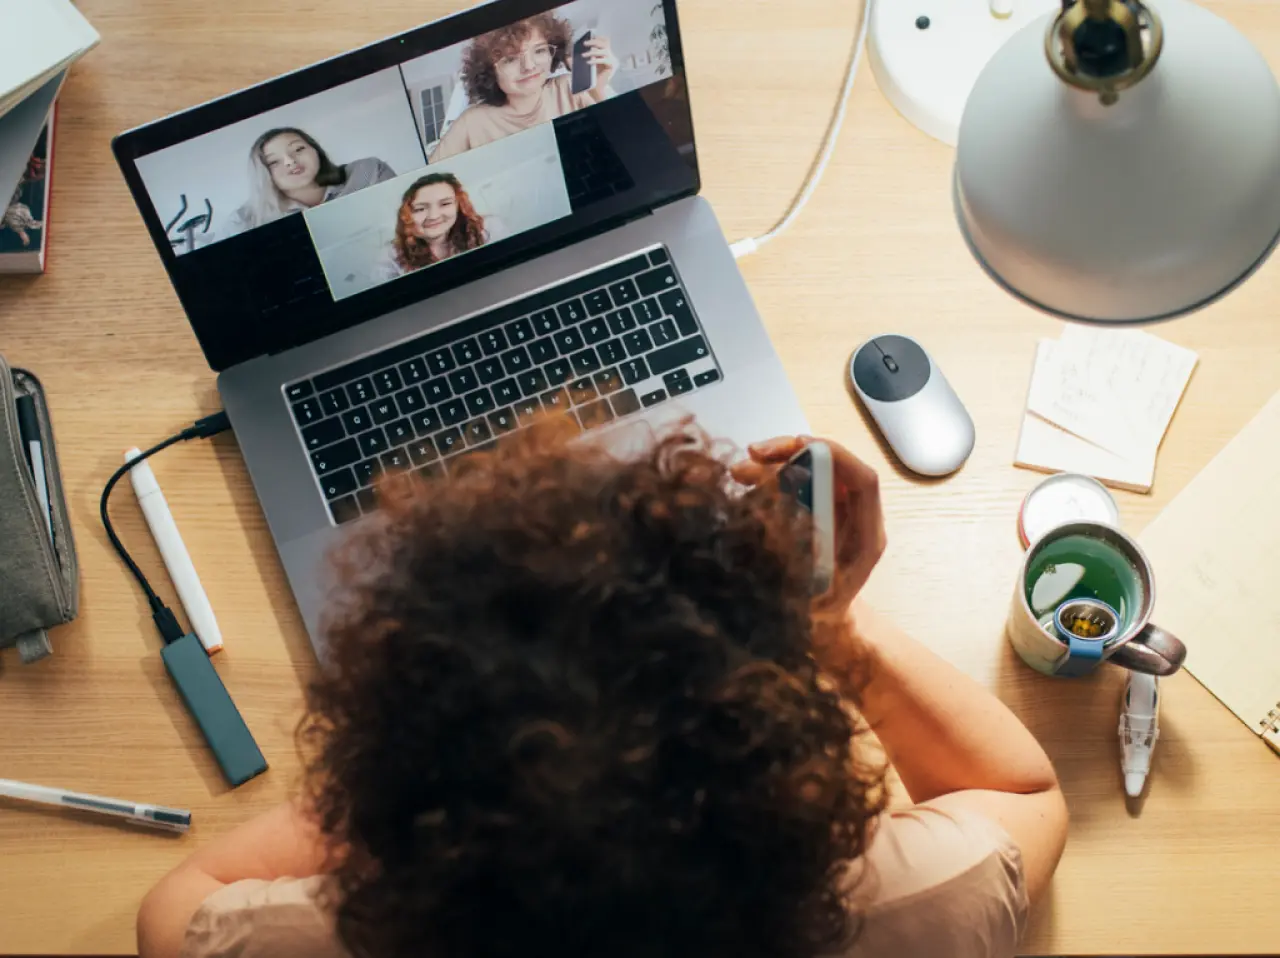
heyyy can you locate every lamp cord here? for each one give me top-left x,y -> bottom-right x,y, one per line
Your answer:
731,0 -> 873,258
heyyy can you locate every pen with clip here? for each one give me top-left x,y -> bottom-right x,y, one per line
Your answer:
15,395 -> 54,543
0,778 -> 191,833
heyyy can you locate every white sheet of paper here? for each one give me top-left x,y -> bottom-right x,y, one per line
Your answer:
1026,326 -> 1198,459
1015,341 -> 1157,492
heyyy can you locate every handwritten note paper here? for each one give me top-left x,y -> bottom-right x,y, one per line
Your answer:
1026,326 -> 1198,459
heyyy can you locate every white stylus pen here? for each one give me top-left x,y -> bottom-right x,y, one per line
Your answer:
125,448 -> 223,654
0,777 -> 190,833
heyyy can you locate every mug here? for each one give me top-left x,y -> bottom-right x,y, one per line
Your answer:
1006,520 -> 1186,677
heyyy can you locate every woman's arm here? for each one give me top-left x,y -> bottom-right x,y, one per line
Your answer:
828,600 -> 1068,905
137,800 -> 331,958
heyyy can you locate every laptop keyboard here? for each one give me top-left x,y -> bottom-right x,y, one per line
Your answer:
285,246 -> 723,525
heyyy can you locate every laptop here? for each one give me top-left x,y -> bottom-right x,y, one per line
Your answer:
113,0 -> 807,652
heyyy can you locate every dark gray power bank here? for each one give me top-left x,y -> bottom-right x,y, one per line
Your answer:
161,634 -> 268,787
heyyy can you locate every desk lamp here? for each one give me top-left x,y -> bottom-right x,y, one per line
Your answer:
954,0 -> 1280,323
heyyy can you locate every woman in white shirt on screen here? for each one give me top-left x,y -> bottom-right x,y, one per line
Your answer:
374,172 -> 501,283
226,127 -> 396,234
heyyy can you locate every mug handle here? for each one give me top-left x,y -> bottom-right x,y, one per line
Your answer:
1109,624 -> 1186,676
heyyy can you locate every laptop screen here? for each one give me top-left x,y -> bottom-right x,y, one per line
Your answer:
113,0 -> 697,372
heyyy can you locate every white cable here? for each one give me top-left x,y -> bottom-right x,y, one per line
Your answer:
731,0 -> 872,259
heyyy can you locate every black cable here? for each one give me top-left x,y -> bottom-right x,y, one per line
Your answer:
99,411 -> 232,644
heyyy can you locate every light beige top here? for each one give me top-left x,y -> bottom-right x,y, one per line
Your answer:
430,75 -> 597,161
177,806 -> 1027,958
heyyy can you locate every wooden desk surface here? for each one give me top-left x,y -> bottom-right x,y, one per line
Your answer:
3,0 -> 1280,952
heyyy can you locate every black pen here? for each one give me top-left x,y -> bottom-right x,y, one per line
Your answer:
15,395 -> 54,544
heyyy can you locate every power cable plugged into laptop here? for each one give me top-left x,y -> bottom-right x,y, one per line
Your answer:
730,0 -> 871,260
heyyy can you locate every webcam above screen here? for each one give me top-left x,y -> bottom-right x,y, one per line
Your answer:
113,0 -> 698,372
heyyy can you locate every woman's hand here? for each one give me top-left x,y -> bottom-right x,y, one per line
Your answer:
732,436 -> 886,620
581,36 -> 618,101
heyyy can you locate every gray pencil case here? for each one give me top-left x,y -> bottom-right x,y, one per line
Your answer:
0,355 -> 78,664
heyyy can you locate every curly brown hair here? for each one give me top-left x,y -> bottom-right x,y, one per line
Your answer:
393,172 -> 487,273
300,422 -> 887,958
461,12 -> 573,107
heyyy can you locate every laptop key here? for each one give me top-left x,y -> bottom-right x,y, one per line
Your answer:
453,337 -> 481,365
634,298 -> 663,324
411,408 -> 441,436
606,307 -> 637,335
440,398 -> 468,426
449,367 -> 479,394
553,327 -> 584,354
374,368 -> 403,396
286,382 -> 313,401
529,337 -> 557,364
584,289 -> 612,315
395,386 -> 425,415
635,266 -> 678,296
598,339 -> 626,365
489,407 -> 518,434
358,428 -> 389,457
610,388 -> 642,417
663,369 -> 694,396
557,299 -> 587,325
506,317 -> 534,344
545,358 -> 572,386
399,357 -> 429,385
414,462 -> 445,482
330,495 -> 361,525
382,447 -> 410,473
581,318 -> 609,345
312,439 -> 360,475
694,369 -> 722,388
531,309 -> 560,335
347,378 -> 375,405
594,368 -> 623,395
659,290 -> 697,337
465,388 -> 495,416
649,247 -> 670,266
571,348 -> 601,376
318,387 -> 350,416
354,458 -> 383,486
386,419 -> 414,445
620,358 -> 649,385
355,488 -> 378,514
480,329 -> 509,356
302,417 -> 344,451
435,426 -> 464,456
342,407 -> 371,433
501,346 -> 532,375
651,319 -> 679,346
579,398 -> 614,429
291,398 -> 322,426
647,336 -> 709,376
608,279 -> 640,306
541,387 -> 570,412
514,398 -> 541,424
517,368 -> 548,397
426,348 -> 456,375
493,378 -> 520,405
569,378 -> 598,404
477,357 -> 504,384
623,329 -> 653,356
321,468 -> 358,500
641,388 -> 668,408
424,379 -> 452,404
370,399 -> 398,424
464,419 -> 493,445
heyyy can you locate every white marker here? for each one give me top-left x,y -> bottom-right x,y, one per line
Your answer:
1120,672 -> 1160,797
125,448 -> 223,654
0,777 -> 190,833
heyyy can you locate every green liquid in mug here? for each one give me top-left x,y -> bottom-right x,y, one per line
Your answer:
1024,533 -> 1143,632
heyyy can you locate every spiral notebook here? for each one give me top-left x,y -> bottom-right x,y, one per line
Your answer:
1138,389 -> 1280,755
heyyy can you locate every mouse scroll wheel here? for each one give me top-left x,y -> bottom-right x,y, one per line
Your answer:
882,355 -> 899,373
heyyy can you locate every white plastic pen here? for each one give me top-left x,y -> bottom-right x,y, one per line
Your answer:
125,447 -> 223,653
0,778 -> 191,833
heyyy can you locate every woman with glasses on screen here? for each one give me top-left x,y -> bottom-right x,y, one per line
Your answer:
373,172 -> 493,283
429,11 -> 617,161
227,127 -> 397,234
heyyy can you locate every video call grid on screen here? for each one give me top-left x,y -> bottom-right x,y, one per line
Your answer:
132,0 -> 674,302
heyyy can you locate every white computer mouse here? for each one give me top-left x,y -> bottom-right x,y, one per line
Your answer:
847,334 -> 975,477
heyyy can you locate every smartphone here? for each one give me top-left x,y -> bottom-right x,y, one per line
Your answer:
571,29 -> 596,94
776,441 -> 837,597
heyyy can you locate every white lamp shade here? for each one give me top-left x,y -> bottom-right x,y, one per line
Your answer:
955,0 -> 1280,323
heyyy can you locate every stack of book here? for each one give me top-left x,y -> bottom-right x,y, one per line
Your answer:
0,0 -> 99,274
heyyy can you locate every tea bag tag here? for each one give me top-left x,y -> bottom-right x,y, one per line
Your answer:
1053,598 -> 1120,677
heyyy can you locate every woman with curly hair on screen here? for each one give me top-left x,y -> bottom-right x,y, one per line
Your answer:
430,11 -> 617,161
135,423 -> 1067,958
374,172 -> 491,282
